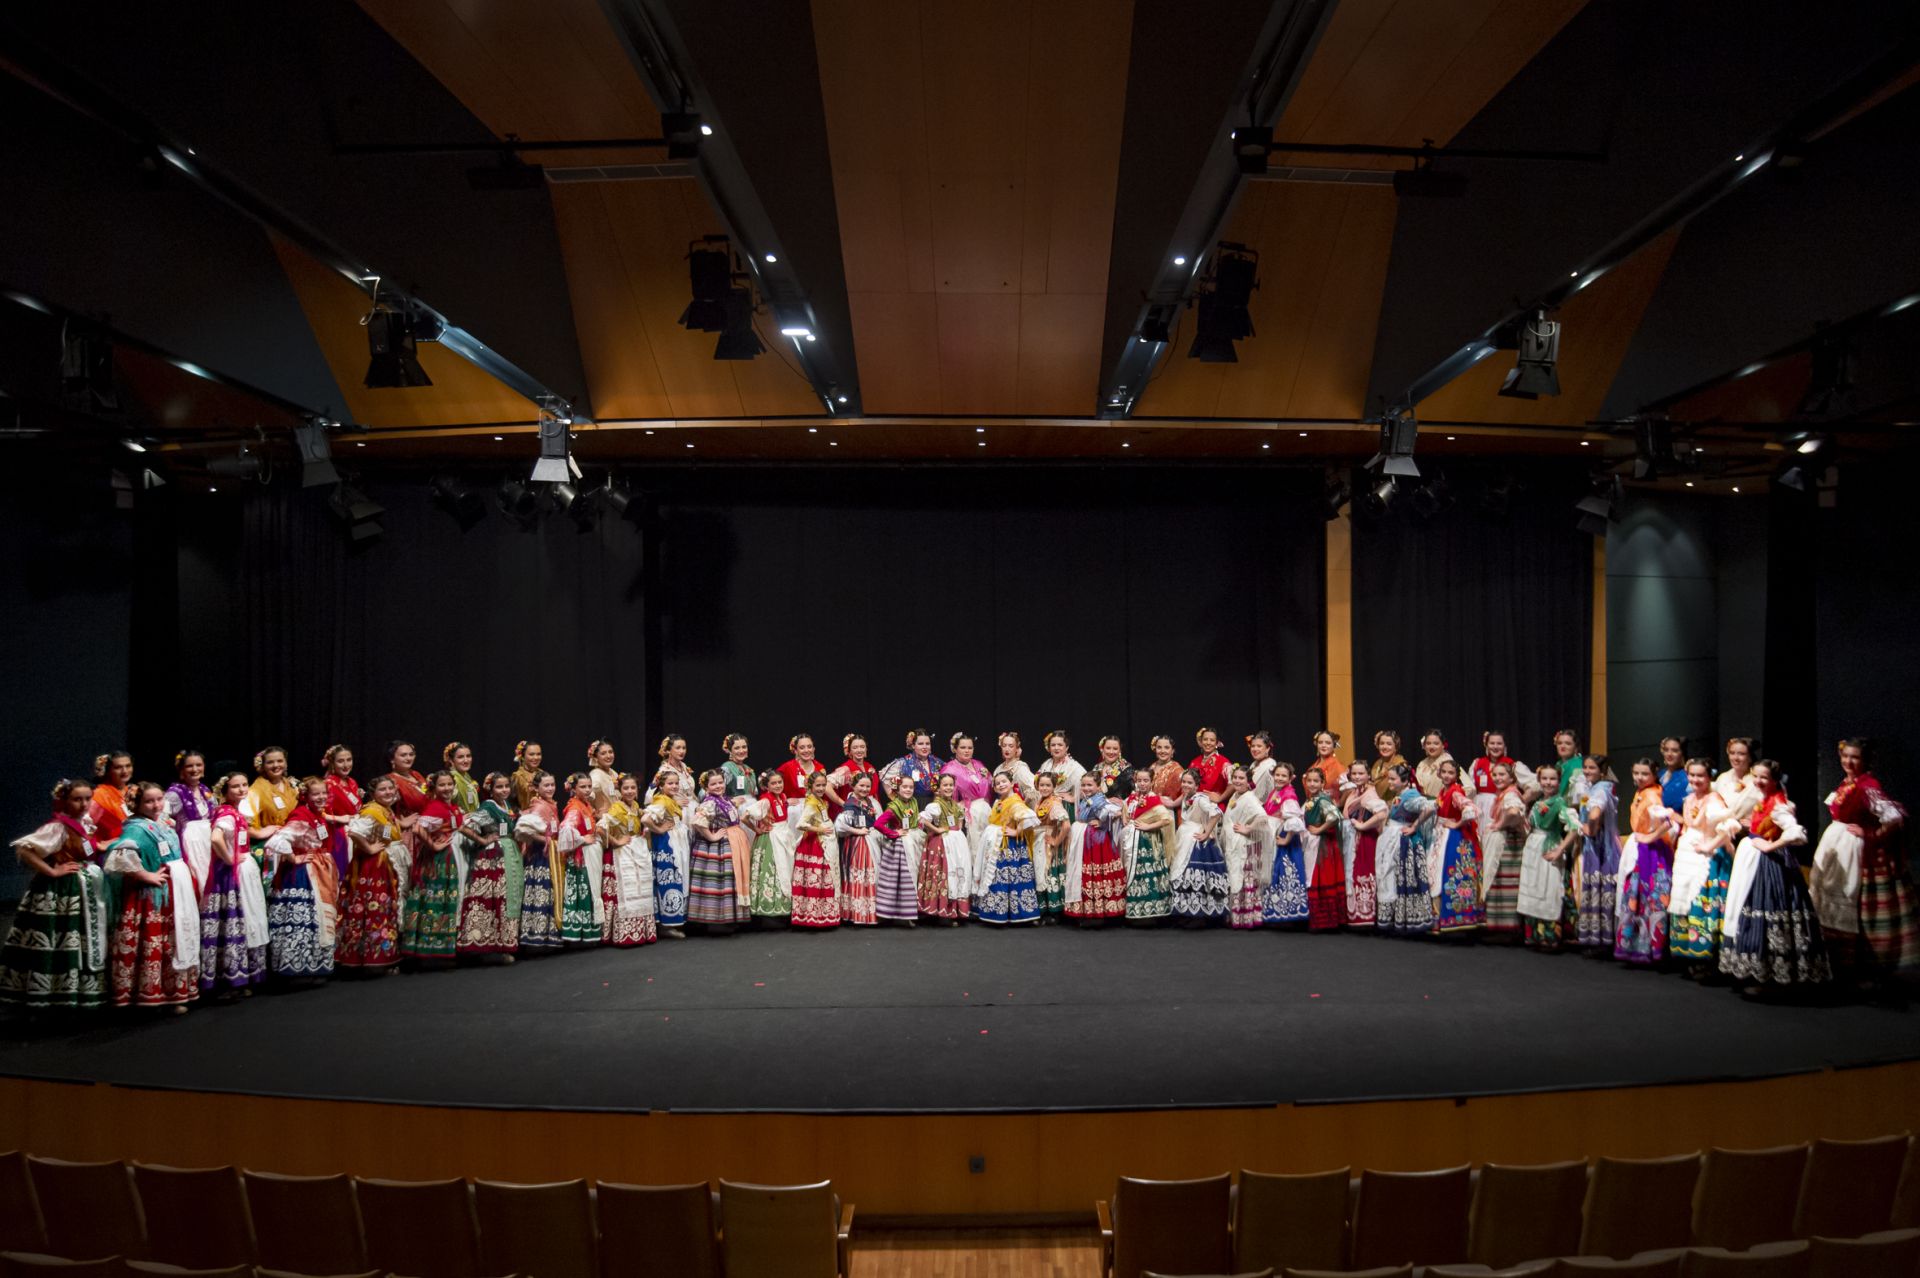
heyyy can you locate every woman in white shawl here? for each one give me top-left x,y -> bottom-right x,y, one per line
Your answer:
1245,732 -> 1279,803
916,772 -> 971,923
1064,772 -> 1128,925
1669,758 -> 1741,972
1713,736 -> 1765,952
1221,764 -> 1272,930
745,770 -> 799,924
1038,732 -> 1087,803
597,773 -> 656,947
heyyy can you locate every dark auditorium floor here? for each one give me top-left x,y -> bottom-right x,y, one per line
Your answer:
851,1227 -> 1100,1276
1,926 -> 1917,1112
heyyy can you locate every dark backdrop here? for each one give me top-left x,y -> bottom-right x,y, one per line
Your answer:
131,464 -> 1327,786
1352,465 -> 1594,767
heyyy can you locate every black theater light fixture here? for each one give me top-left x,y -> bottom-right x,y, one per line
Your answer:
1631,417 -> 1674,480
363,306 -> 432,389
1368,412 -> 1420,479
495,478 -> 544,530
429,475 -> 488,531
1497,310 -> 1561,400
713,289 -> 764,361
680,236 -> 734,333
1322,470 -> 1352,521
1574,476 -> 1620,537
1187,242 -> 1259,363
531,405 -> 580,484
1358,475 -> 1397,518
293,422 -> 339,489
329,483 -> 385,543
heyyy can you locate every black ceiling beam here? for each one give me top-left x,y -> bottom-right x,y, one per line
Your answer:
0,20 -> 584,422
597,0 -> 860,415
1387,33 -> 1920,420
1095,0 -> 1339,420
1258,141 -> 1607,163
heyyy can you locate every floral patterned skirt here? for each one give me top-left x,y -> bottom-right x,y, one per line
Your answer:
651,834 -> 687,928
917,838 -> 966,921
1380,833 -> 1433,935
269,866 -> 334,979
0,868 -> 109,1010
1613,839 -> 1672,966
1435,828 -> 1485,934
337,858 -> 399,969
1067,824 -> 1126,921
1576,856 -> 1618,951
1125,832 -> 1171,921
790,833 -> 842,929
1347,831 -> 1378,928
1172,837 -> 1231,925
457,848 -> 518,955
843,833 -> 878,926
1308,840 -> 1347,931
1723,848 -> 1829,987
1671,847 -> 1731,964
599,845 -> 656,948
1261,843 -> 1309,925
402,849 -> 461,960
114,882 -> 198,1008
750,834 -> 792,918
517,847 -> 564,952
559,855 -> 600,945
975,836 -> 1040,925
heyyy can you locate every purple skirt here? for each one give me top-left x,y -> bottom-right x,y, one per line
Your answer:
200,856 -> 267,993
874,836 -> 918,921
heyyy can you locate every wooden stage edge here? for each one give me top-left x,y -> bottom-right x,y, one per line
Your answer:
4,1063 -> 1919,1218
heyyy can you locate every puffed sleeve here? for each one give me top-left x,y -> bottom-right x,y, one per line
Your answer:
1009,800 -> 1040,832
10,823 -> 65,858
346,815 -> 378,842
164,789 -> 183,818
833,809 -> 863,837
1773,802 -> 1807,847
514,811 -> 546,839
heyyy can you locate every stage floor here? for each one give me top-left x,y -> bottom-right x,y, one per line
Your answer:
3,928 -> 1917,1113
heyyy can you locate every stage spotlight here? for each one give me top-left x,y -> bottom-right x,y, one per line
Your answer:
364,308 -> 432,389
110,468 -> 165,510
1632,418 -> 1673,480
429,475 -> 487,532
59,318 -> 119,413
531,410 -> 578,484
495,478 -> 544,529
1231,125 -> 1272,175
1368,413 -> 1420,478
1186,242 -> 1258,363
1497,310 -> 1560,399
1573,477 -> 1620,537
1408,473 -> 1452,521
679,237 -> 734,333
329,483 -> 384,543
1358,475 -> 1396,518
713,289 -> 764,361
604,477 -> 635,517
1138,307 -> 1173,345
1322,471 -> 1352,521
293,423 -> 339,489
206,447 -> 264,481
564,481 -> 604,532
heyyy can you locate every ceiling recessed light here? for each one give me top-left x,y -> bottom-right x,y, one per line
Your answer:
355,441 -> 365,447
1734,153 -> 1744,162
493,435 -> 503,441
1172,255 -> 1187,266
808,427 -> 818,434
977,441 -> 985,447
1731,486 -> 1741,492
805,334 -> 816,342
764,253 -> 778,264
1121,442 -> 1130,448
1261,443 -> 1270,449
1684,480 -> 1694,487
836,395 -> 848,404
122,440 -> 147,453
686,443 -> 695,449
1570,270 -> 1579,278
1298,431 -> 1307,437
1580,440 -> 1590,446
830,441 -> 839,447
700,124 -> 714,136
975,427 -> 985,433
209,486 -> 218,492
1446,435 -> 1456,441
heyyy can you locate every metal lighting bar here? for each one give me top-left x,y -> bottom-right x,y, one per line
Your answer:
335,136 -> 670,156
1260,141 -> 1607,163
1097,0 -> 1340,419
1388,37 -> 1920,418
0,29 -> 583,421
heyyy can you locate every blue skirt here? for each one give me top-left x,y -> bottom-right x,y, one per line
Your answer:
1262,842 -> 1310,924
975,836 -> 1040,925
652,832 -> 688,927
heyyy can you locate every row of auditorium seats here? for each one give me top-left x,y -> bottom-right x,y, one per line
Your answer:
1098,1134 -> 1920,1276
0,1154 -> 852,1278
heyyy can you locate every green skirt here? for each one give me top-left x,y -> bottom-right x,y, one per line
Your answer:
402,849 -> 462,959
749,834 -> 791,917
560,857 -> 600,944
0,869 -> 109,1010
1126,830 -> 1172,920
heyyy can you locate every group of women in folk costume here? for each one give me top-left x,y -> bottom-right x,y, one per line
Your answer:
4,725 -> 1910,1014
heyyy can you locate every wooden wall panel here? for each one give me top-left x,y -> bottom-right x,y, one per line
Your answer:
936,294 -> 1023,414
1416,227 -> 1682,424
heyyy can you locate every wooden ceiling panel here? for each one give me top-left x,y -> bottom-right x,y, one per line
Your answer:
546,185 -> 673,421
1416,226 -> 1682,425
931,176 -> 1025,293
846,293 -> 943,409
1024,0 -> 1132,297
1017,292 -> 1107,415
922,0 -> 1032,179
936,293 -> 1022,414
1289,186 -> 1400,419
834,169 -> 916,296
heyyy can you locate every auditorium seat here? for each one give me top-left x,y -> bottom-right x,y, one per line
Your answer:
594,1181 -> 719,1278
123,1263 -> 253,1277
1282,1266 -> 1410,1278
717,1180 -> 853,1278
0,1255 -> 124,1277
353,1177 -> 480,1278
1427,1263 -> 1556,1276
1231,1168 -> 1350,1275
0,1153 -> 47,1253
26,1156 -> 146,1261
473,1179 -> 595,1278
1468,1160 -> 1589,1267
1678,1241 -> 1811,1276
253,1270 -> 383,1278
1579,1155 -> 1701,1259
240,1171 -> 366,1276
1096,1173 -> 1232,1278
1806,1227 -> 1920,1277
1551,1253 -> 1686,1276
130,1164 -> 254,1267
1893,1137 -> 1920,1228
1691,1146 -> 1809,1251
1792,1133 -> 1909,1240
1349,1165 -> 1472,1269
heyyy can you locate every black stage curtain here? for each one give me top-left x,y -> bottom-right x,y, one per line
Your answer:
1351,464 -> 1592,767
144,465 -> 1324,784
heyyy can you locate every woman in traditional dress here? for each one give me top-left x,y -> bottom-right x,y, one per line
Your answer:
1368,731 -> 1406,801
597,773 -> 656,948
553,773 -> 603,947
1573,754 -> 1621,952
993,731 -> 1039,804
247,746 -> 298,844
1137,735 -> 1178,807
1433,760 -> 1485,935
829,734 -> 883,820
201,772 -> 268,997
657,735 -> 698,810
401,771 -> 465,963
1302,764 -> 1346,931
1469,732 -> 1532,853
1518,765 -> 1582,953
881,730 -> 944,803
1122,768 -> 1175,925
1223,764 -> 1274,930
514,771 -> 565,953
456,772 -> 519,958
834,773 -> 881,926
103,782 -> 198,1012
747,770 -> 795,924
642,765 -> 690,938
1413,731 -> 1457,801
320,745 -> 361,884
1670,758 -> 1740,975
1038,733 -> 1087,802
917,773 -> 971,923
1656,737 -> 1690,814
1613,758 -> 1677,966
1188,729 -> 1232,806
1170,770 -> 1231,926
1343,761 -> 1387,930
874,774 -> 921,926
1,778 -> 109,1011
336,775 -> 404,974
445,743 -> 481,815
1262,765 -> 1309,927
164,751 -> 215,897
687,769 -> 744,932
1245,732 -> 1278,803
1030,771 -> 1074,920
778,733 -> 829,810
790,770 -> 842,930
267,776 -> 338,982
510,741 -> 544,811
87,752 -> 133,860
1722,759 -> 1830,997
1066,771 -> 1126,926
1308,731 -> 1344,795
1714,737 -> 1767,961
975,771 -> 1041,926
587,740 -> 620,813
1553,729 -> 1588,804
1811,738 -> 1918,989
1090,735 -> 1135,801
1480,761 -> 1531,940
1377,764 -> 1435,936
719,734 -> 757,803
383,742 -> 429,843
940,733 -> 995,809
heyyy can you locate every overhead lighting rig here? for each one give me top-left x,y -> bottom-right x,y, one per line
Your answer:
1496,309 -> 1562,400
1187,242 -> 1260,364
363,298 -> 437,389
531,399 -> 581,484
1367,412 -> 1420,479
678,236 -> 765,361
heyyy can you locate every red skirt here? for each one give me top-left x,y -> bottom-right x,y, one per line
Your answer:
1066,823 -> 1127,920
111,882 -> 198,1008
1308,837 -> 1348,931
790,833 -> 841,929
1347,830 -> 1378,927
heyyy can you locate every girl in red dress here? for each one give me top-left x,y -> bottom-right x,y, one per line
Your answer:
789,771 -> 841,930
321,744 -> 360,883
777,734 -> 828,810
1188,728 -> 1233,805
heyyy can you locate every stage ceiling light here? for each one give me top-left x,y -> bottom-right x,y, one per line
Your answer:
1322,471 -> 1351,521
364,308 -> 432,389
1573,476 -> 1620,537
1358,475 -> 1396,518
329,483 -> 384,543
495,478 -> 544,529
1632,418 -> 1673,480
1369,413 -> 1420,478
206,447 -> 263,481
713,289 -> 764,361
1187,242 -> 1258,364
1231,124 -> 1273,175
531,410 -> 578,484
1497,310 -> 1560,400
680,237 -> 735,333
429,474 -> 487,532
1138,308 -> 1173,345
293,423 -> 339,489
